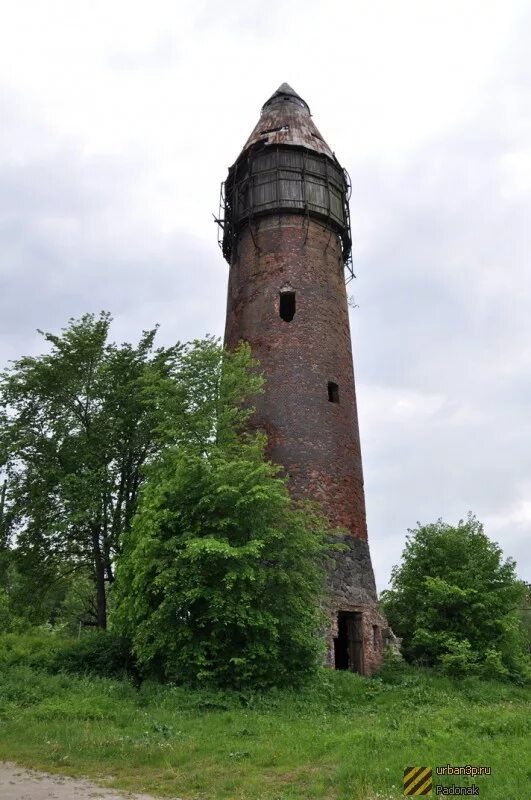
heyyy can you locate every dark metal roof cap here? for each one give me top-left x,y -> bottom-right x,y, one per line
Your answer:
262,82 -> 311,114
240,82 -> 334,159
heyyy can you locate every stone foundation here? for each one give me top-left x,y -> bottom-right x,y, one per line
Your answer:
324,534 -> 387,675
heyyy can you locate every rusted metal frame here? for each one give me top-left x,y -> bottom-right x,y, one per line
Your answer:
342,167 -> 354,281
214,181 -> 225,245
343,207 -> 355,282
275,147 -> 282,229
343,166 -> 353,201
227,174 -> 237,263
246,149 -> 260,254
322,156 -> 334,255
216,179 -> 233,263
220,144 -> 353,275
301,150 -> 310,246
324,155 -> 332,217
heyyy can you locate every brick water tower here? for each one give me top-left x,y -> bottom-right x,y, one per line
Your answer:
219,83 -> 386,674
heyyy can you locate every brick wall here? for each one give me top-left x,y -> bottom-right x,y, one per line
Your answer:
224,212 -> 386,674
225,214 -> 367,540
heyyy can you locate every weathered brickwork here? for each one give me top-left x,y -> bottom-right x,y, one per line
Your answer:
225,216 -> 368,540
224,214 -> 386,673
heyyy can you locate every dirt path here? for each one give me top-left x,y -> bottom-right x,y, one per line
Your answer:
0,763 -> 177,800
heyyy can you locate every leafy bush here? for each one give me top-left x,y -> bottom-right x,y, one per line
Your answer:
0,665 -> 66,710
115,445 -> 329,689
50,630 -> 136,679
439,638 -> 478,677
114,341 -> 330,689
0,628 -> 136,680
0,629 -> 67,671
375,648 -> 416,685
0,587 -> 10,631
381,515 -> 528,680
480,646 -> 510,680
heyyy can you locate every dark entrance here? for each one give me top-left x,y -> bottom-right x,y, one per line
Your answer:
334,611 -> 364,673
279,291 -> 296,322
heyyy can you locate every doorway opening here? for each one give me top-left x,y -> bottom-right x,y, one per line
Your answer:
334,611 -> 364,673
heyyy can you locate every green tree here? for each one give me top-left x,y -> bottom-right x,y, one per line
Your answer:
0,313 -> 180,629
0,546 -> 73,631
381,515 -> 527,678
114,340 -> 330,688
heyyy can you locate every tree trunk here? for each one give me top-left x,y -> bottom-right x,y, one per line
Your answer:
0,479 -> 6,532
105,560 -> 114,584
91,526 -> 107,629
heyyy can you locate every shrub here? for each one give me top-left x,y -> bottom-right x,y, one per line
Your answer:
0,629 -> 66,671
480,647 -> 510,680
0,665 -> 64,710
381,515 -> 527,679
114,445 -> 329,689
439,638 -> 478,677
50,630 -> 136,679
113,341 -> 330,689
0,588 -> 9,630
375,648 -> 414,685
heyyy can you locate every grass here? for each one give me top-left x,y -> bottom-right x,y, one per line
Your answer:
0,653 -> 529,800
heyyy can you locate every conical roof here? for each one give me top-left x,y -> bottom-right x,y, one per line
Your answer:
262,82 -> 310,113
240,82 -> 334,159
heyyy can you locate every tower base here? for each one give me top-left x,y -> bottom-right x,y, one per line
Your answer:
325,534 -> 387,675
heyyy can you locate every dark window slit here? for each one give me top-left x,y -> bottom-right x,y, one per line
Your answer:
328,382 -> 339,403
279,292 -> 295,322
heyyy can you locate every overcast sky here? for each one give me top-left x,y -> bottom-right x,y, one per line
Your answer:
1,1 -> 529,590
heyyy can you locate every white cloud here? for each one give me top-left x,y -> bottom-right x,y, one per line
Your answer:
0,0 -> 529,590
487,493 -> 531,530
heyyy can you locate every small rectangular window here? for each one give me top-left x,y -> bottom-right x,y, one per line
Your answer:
328,381 -> 339,403
373,625 -> 379,650
279,291 -> 295,322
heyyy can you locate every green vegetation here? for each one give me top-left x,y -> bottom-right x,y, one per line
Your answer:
114,339 -> 330,688
381,516 -> 528,680
0,313 -> 180,630
0,637 -> 529,800
115,443 -> 330,688
1,320 -> 332,687
1,314 -> 530,800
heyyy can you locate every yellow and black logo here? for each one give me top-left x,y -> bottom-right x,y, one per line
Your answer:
404,767 -> 432,795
